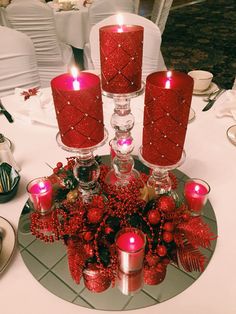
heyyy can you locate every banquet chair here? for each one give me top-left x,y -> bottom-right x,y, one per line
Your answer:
5,0 -> 74,87
85,13 -> 166,79
151,0 -> 173,34
0,26 -> 40,98
83,0 -> 136,69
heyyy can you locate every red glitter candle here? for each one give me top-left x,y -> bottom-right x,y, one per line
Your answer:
142,71 -> 194,166
100,21 -> 143,94
51,71 -> 104,149
83,263 -> 111,293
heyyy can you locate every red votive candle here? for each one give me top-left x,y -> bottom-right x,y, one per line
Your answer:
142,71 -> 194,166
51,71 -> 104,149
184,178 -> 210,215
83,263 -> 111,293
100,23 -> 143,94
27,177 -> 53,214
117,269 -> 143,295
116,227 -> 146,274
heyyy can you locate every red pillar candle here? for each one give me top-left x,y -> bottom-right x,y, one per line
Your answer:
184,178 -> 210,215
51,71 -> 104,149
100,23 -> 143,94
142,71 -> 194,166
27,177 -> 53,214
116,227 -> 146,273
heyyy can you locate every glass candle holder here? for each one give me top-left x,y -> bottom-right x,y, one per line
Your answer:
117,269 -> 143,295
115,227 -> 146,274
27,177 -> 53,215
184,178 -> 210,216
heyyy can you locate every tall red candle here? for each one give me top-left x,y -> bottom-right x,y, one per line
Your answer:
27,177 -> 53,214
142,71 -> 193,166
100,24 -> 143,94
116,227 -> 146,273
51,72 -> 104,149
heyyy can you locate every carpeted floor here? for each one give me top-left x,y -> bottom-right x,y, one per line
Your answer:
161,0 -> 236,89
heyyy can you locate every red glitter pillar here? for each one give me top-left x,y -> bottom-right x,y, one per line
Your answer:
51,72 -> 104,149
100,24 -> 143,94
142,71 -> 193,166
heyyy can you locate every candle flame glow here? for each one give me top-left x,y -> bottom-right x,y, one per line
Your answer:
195,185 -> 200,193
117,13 -> 124,33
165,71 -> 172,89
71,66 -> 80,90
129,237 -> 135,244
39,181 -> 47,192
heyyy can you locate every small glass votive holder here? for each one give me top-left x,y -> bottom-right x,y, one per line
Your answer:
117,269 -> 143,295
184,178 -> 210,216
27,177 -> 53,215
115,227 -> 146,274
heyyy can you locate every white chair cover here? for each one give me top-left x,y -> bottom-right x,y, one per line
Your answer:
151,0 -> 173,34
87,13 -> 166,79
5,0 -> 74,87
0,26 -> 40,98
83,0 -> 136,69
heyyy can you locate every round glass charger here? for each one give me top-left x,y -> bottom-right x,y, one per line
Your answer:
17,156 -> 218,311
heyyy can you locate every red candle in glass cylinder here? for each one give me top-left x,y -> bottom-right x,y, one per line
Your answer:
116,228 -> 146,274
27,177 -> 53,214
117,269 -> 143,295
99,18 -> 143,94
184,179 -> 210,214
51,71 -> 104,149
142,71 -> 194,166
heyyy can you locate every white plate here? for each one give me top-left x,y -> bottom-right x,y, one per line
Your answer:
193,82 -> 218,96
188,108 -> 195,123
227,125 -> 236,146
0,216 -> 16,274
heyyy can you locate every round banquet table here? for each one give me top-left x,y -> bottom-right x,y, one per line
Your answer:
1,84 -> 236,314
47,1 -> 89,49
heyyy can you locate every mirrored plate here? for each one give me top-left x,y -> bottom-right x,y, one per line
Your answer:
193,82 -> 218,96
0,216 -> 16,274
227,125 -> 236,146
188,108 -> 195,123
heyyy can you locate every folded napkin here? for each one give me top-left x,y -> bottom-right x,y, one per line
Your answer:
14,87 -> 57,127
215,90 -> 236,120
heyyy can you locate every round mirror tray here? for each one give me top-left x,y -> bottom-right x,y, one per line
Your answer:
18,156 -> 217,311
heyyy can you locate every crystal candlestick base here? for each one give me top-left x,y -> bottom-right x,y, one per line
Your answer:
139,147 -> 186,199
103,84 -> 144,186
56,130 -> 108,203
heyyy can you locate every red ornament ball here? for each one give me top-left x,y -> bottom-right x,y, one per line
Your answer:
87,207 -> 103,224
147,209 -> 161,225
163,231 -> 173,243
83,231 -> 93,241
145,253 -> 160,267
163,222 -> 174,232
157,195 -> 175,212
157,245 -> 167,257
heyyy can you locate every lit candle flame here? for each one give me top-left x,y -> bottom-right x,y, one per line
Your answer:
39,181 -> 47,192
117,13 -> 124,33
129,237 -> 135,244
71,66 -> 80,90
165,70 -> 172,89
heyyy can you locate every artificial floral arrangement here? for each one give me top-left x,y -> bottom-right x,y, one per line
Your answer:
30,156 -> 216,293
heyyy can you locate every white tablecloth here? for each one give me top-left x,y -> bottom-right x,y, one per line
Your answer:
48,1 -> 89,49
1,87 -> 236,314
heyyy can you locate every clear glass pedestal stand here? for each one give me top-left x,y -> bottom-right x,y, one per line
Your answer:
138,147 -> 186,200
56,130 -> 108,203
102,84 -> 144,186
